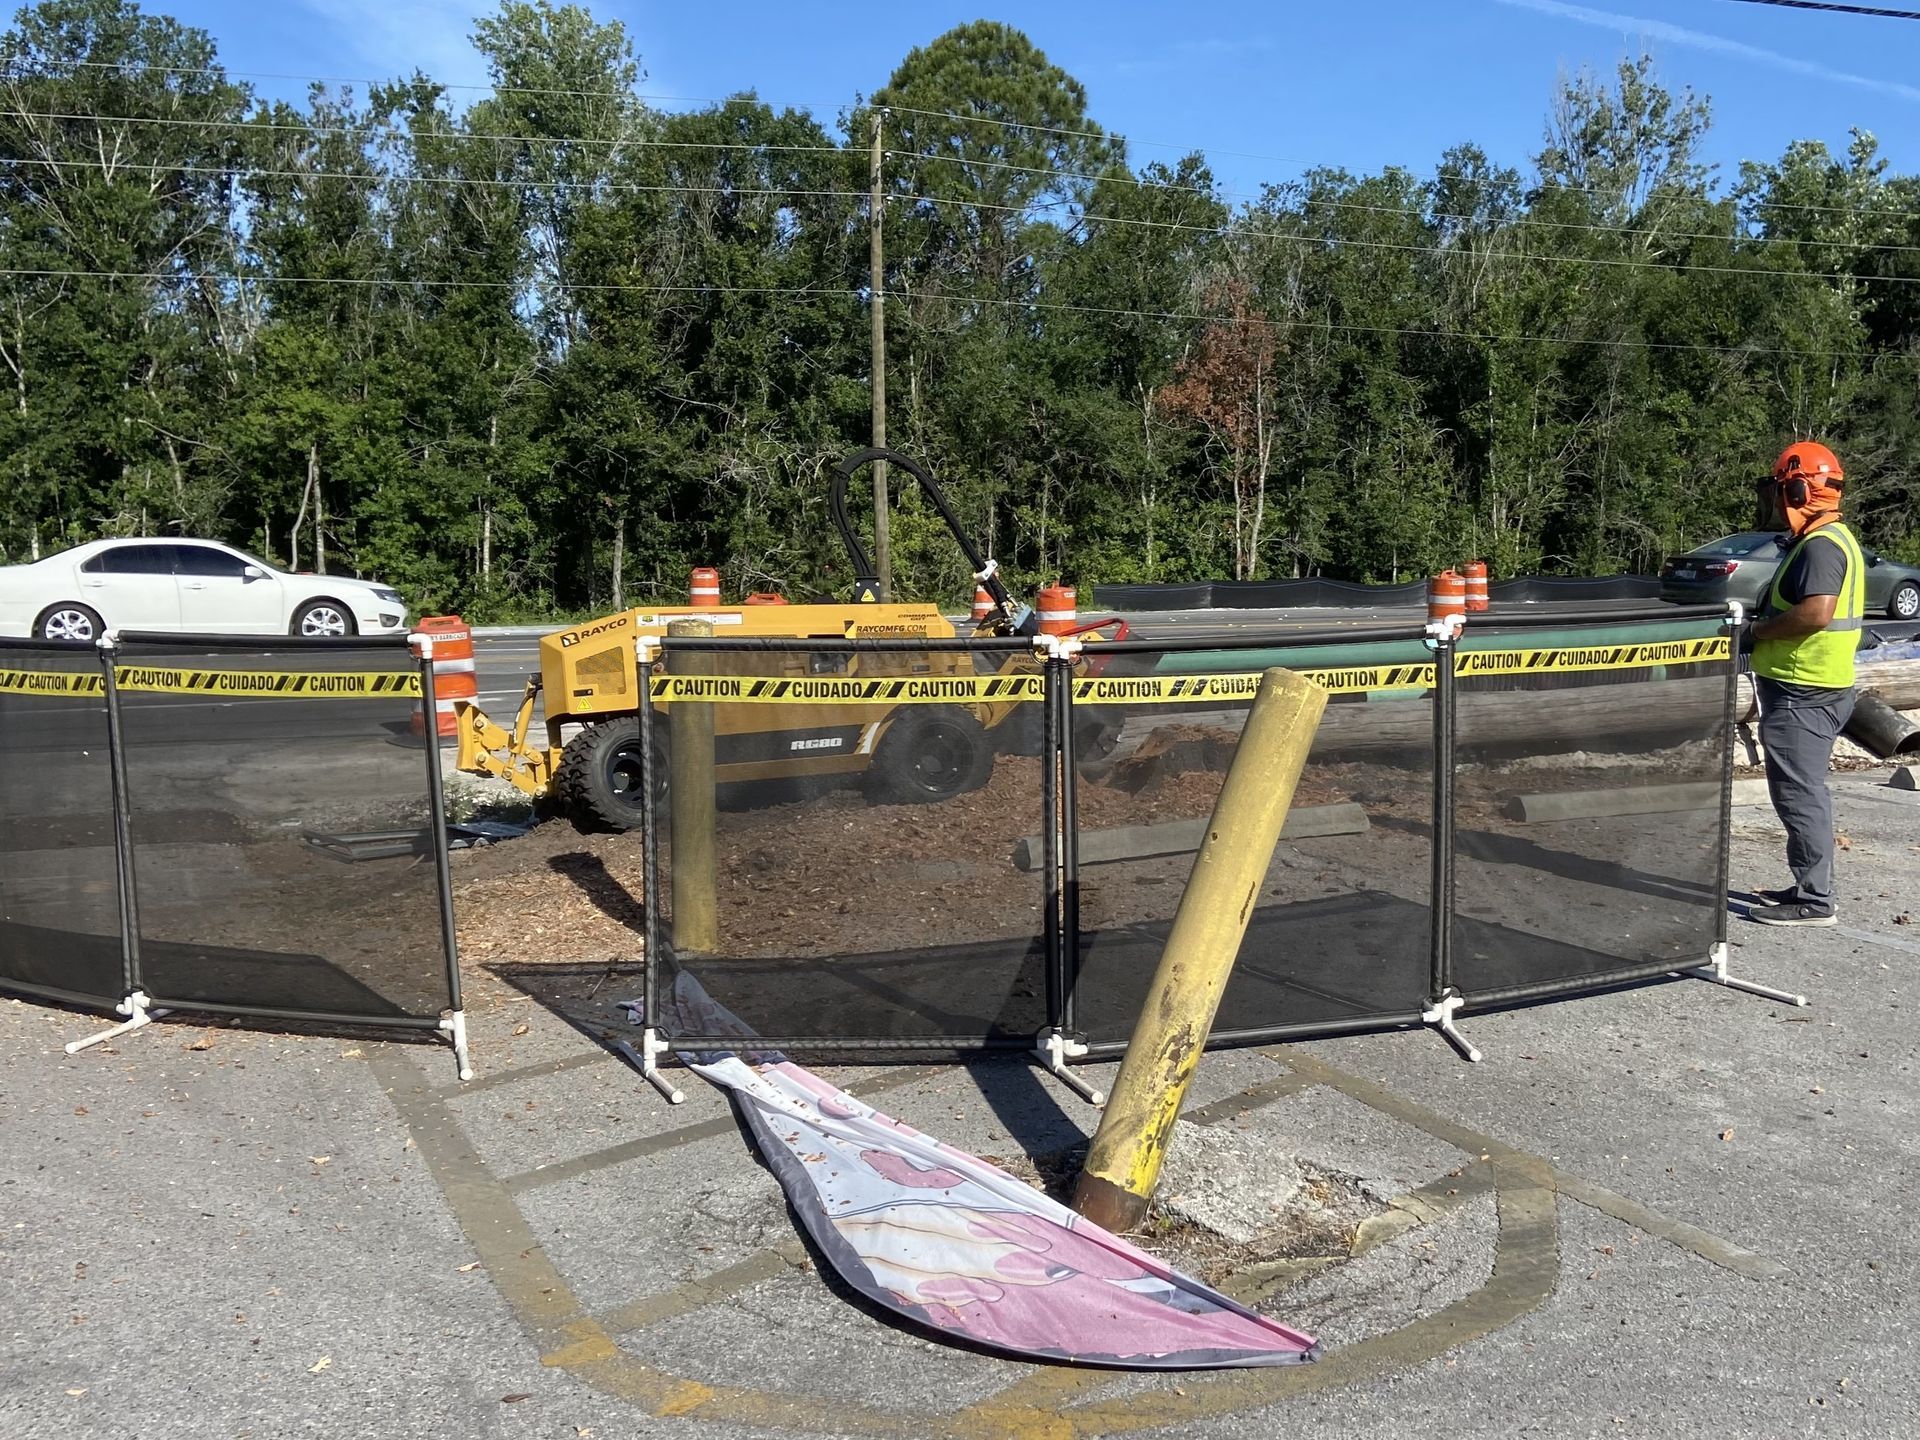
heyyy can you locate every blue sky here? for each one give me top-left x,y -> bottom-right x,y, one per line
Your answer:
140,0 -> 1920,198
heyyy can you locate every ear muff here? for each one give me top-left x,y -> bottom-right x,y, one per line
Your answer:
1784,476 -> 1808,509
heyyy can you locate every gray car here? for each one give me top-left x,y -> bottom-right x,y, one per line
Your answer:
1660,531 -> 1920,620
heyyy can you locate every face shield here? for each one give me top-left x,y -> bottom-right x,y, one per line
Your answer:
1754,478 -> 1788,533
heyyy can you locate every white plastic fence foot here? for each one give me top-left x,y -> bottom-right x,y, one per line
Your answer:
66,992 -> 168,1055
617,1027 -> 685,1105
438,1009 -> 475,1082
1422,991 -> 1483,1063
1035,1029 -> 1105,1107
1684,942 -> 1808,1008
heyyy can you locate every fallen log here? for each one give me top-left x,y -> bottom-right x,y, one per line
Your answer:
1011,802 -> 1369,872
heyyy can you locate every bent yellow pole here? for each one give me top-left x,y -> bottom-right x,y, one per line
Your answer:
1071,666 -> 1328,1233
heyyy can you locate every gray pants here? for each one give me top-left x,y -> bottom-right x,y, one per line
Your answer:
1757,677 -> 1855,913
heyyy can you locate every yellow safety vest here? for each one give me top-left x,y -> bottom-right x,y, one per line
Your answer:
1751,520 -> 1866,688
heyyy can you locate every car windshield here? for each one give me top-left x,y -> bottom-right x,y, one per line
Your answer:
1691,533 -> 1782,559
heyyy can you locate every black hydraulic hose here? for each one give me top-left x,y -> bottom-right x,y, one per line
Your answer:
829,447 -> 1029,630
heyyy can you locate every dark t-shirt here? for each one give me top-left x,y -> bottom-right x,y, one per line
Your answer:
1764,528 -> 1854,708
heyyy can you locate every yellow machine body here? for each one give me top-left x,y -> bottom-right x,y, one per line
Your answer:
454,600 -> 1038,806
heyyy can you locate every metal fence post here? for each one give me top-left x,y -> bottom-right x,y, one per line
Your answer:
634,637 -> 683,1104
1421,619 -> 1479,1062
412,640 -> 473,1080
1032,637 -> 1100,1106
64,635 -> 164,1054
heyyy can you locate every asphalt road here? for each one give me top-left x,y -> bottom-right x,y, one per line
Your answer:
6,771 -> 1920,1437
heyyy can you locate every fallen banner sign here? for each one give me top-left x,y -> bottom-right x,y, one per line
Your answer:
663,977 -> 1317,1369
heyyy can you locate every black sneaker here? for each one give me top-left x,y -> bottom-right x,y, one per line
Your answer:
1749,902 -> 1836,927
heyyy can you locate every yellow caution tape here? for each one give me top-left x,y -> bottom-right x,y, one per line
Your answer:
0,666 -> 421,698
650,674 -> 1044,705
646,636 -> 1729,706
1455,636 -> 1730,675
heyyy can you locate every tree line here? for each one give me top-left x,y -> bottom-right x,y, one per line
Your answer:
3,0 -> 1917,619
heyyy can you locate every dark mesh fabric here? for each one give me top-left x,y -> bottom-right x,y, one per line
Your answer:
0,641 -> 127,1006
652,641 -> 1047,1049
1067,642 -> 1437,1045
115,638 -> 450,1020
1448,620 -> 1732,1002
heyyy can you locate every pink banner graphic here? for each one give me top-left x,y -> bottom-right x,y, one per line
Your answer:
665,971 -> 1318,1369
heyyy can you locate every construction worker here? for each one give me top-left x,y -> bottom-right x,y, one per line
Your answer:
1747,440 -> 1867,928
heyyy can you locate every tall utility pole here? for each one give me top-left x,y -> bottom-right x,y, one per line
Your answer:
868,108 -> 891,602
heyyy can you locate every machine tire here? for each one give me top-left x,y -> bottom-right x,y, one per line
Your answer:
291,599 -> 357,637
554,717 -> 665,832
1888,581 -> 1920,621
35,602 -> 104,642
866,707 -> 994,805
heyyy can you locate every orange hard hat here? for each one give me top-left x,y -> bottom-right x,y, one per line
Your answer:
1773,441 -> 1844,488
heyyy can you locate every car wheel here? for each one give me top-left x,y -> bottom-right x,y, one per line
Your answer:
35,603 -> 104,643
1889,582 -> 1920,621
291,600 -> 357,637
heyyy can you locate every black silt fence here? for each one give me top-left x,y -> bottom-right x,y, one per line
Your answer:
1443,612 -> 1736,1008
637,609 -> 1740,1063
111,634 -> 458,1029
0,634 -> 462,1041
645,635 -> 1059,1054
0,640 -> 130,1008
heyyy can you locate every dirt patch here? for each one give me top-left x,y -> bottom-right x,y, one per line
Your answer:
972,1140 -> 1382,1294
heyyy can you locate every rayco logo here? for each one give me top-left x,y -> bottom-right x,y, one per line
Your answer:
559,615 -> 631,648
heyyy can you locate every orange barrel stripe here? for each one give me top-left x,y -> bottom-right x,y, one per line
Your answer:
411,615 -> 476,738
690,567 -> 722,607
1038,583 -> 1078,637
1463,560 -> 1490,613
1426,570 -> 1466,624
971,586 -> 994,621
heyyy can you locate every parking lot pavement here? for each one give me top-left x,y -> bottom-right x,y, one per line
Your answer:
4,773 -> 1919,1439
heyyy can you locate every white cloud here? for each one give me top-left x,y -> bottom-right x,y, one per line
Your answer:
1492,0 -> 1920,103
297,0 -> 492,94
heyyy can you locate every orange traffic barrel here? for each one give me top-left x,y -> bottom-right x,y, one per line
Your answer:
1463,560 -> 1489,613
971,586 -> 994,621
1427,570 -> 1466,625
1038,583 -> 1078,637
410,615 -> 476,738
689,566 -> 721,607
743,591 -> 788,606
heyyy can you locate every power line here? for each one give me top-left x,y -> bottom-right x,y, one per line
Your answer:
892,148 -> 1920,256
9,150 -> 1916,282
0,154 -> 865,203
6,92 -> 1919,225
0,264 -> 1875,360
1,107 -> 851,156
896,188 -> 1920,287
1720,0 -> 1920,19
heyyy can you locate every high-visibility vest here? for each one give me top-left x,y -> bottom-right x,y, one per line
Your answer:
1752,520 -> 1866,688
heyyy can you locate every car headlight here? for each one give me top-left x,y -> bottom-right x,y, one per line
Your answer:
371,587 -> 402,605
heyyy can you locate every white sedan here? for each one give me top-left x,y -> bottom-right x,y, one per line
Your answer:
0,539 -> 410,641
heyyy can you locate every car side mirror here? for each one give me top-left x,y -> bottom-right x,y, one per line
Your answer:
242,565 -> 266,580
1868,554 -> 1882,567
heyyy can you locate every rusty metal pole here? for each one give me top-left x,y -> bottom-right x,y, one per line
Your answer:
1071,667 -> 1328,1233
667,617 -> 718,953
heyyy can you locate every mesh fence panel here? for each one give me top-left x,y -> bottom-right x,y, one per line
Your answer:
115,637 -> 450,1022
1447,618 -> 1733,1004
1067,635 -> 1437,1049
651,640 -> 1049,1050
0,641 -> 126,1007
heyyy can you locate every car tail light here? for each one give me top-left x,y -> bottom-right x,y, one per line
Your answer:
1701,560 -> 1740,577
